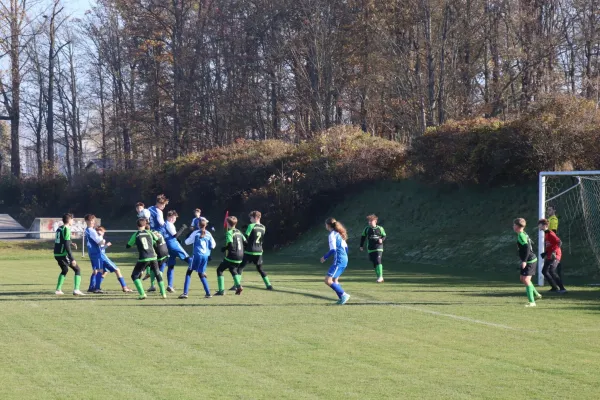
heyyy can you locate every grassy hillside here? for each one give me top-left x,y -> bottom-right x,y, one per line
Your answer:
280,180 -> 599,280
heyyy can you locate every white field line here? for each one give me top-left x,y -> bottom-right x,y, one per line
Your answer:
275,284 -> 538,333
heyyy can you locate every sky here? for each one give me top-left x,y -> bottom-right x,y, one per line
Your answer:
63,0 -> 93,17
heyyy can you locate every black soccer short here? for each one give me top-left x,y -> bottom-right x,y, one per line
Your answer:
242,253 -> 263,266
55,255 -> 72,268
520,261 -> 537,277
368,251 -> 382,267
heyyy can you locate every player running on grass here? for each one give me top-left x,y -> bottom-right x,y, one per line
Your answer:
94,227 -> 133,293
84,214 -> 105,293
360,214 -> 386,283
54,213 -> 85,296
513,218 -> 542,307
215,216 -> 246,296
320,218 -> 350,305
126,218 -> 167,300
180,219 -> 215,299
538,219 -> 567,293
230,211 -> 272,291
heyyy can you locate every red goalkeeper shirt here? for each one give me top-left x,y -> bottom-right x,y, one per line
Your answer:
544,230 -> 562,261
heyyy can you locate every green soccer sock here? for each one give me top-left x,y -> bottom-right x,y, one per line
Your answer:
133,279 -> 145,296
233,274 -> 242,288
158,281 -> 166,297
56,274 -> 66,291
262,276 -> 271,288
150,270 -> 156,287
74,275 -> 81,291
532,285 -> 540,297
218,276 -> 225,292
526,284 -> 535,303
375,265 -> 383,279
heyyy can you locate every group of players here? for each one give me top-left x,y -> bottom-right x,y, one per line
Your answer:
52,194 -> 389,305
513,205 -> 568,307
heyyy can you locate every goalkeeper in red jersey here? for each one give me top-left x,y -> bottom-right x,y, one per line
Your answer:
538,219 -> 567,293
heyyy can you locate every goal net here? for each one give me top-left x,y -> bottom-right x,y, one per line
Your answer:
539,171 -> 600,285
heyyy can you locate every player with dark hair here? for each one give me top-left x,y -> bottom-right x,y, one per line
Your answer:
126,218 -> 166,300
54,214 -> 85,296
360,214 -> 386,283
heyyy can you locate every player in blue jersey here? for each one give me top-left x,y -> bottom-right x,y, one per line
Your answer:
94,226 -> 133,293
84,214 -> 106,293
180,219 -> 216,298
135,202 -> 151,221
164,210 -> 193,293
320,218 -> 350,305
148,194 -> 169,234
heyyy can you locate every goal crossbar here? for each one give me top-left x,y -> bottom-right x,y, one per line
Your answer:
538,171 -> 600,286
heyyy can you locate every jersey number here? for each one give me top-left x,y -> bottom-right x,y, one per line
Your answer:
255,232 -> 262,244
55,231 -> 61,244
237,237 -> 243,249
141,237 -> 149,250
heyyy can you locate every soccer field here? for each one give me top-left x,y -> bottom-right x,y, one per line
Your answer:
1,242 -> 599,400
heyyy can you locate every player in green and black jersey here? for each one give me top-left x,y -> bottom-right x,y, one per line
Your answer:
126,218 -> 166,299
146,227 -> 169,293
54,213 -> 85,296
215,216 -> 246,296
230,211 -> 272,291
360,214 -> 387,283
513,218 -> 542,307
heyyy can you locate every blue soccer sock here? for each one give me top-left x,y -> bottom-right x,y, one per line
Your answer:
95,274 -> 104,290
118,277 -> 127,288
160,263 -> 166,273
88,273 -> 96,292
330,283 -> 345,299
183,274 -> 191,294
200,275 -> 210,296
167,266 -> 175,288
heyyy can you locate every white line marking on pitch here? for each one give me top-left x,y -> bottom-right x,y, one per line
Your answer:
276,285 -> 537,333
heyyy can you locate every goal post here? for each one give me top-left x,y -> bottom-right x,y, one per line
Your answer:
538,171 -> 600,286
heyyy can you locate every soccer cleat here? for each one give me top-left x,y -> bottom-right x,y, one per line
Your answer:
214,291 -> 225,296
525,302 -> 537,307
167,286 -> 176,293
558,289 -> 568,294
376,277 -> 384,283
138,294 -> 147,300
229,285 -> 237,291
535,293 -> 543,300
205,294 -> 213,298
548,287 -> 559,292
178,294 -> 188,299
339,293 -> 351,305
73,290 -> 86,296
266,285 -> 274,291
94,289 -> 105,294
147,286 -> 156,292
55,290 -> 64,295
142,273 -> 151,281
87,290 -> 95,294
122,287 -> 133,293
235,286 -> 243,295
161,293 -> 167,299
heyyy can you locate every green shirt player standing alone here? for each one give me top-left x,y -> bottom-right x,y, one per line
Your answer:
54,213 -> 85,296
360,214 -> 386,283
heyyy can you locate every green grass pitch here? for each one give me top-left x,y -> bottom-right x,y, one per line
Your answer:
1,241 -> 599,399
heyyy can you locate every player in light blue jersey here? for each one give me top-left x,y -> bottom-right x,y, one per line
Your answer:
95,226 -> 133,292
180,219 -> 215,298
148,194 -> 168,235
84,214 -> 105,293
136,202 -> 151,221
320,218 -> 350,305
164,210 -> 193,293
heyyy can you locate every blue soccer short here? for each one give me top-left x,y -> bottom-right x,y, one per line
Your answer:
101,254 -> 118,273
327,261 -> 348,279
89,254 -> 103,271
167,241 -> 189,267
188,255 -> 209,273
